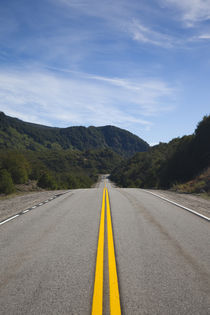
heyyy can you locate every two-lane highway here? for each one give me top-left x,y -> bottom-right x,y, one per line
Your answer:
0,178 -> 209,314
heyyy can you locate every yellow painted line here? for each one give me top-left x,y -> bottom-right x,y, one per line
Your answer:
92,188 -> 106,315
106,188 -> 121,315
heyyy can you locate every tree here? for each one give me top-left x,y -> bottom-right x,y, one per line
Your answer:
9,165 -> 28,184
37,172 -> 57,190
0,169 -> 15,194
66,175 -> 79,188
2,152 -> 30,184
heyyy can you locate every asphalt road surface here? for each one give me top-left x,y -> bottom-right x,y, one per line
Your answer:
0,177 -> 209,314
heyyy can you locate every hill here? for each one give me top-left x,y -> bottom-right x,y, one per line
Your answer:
0,112 -> 149,157
0,147 -> 123,193
110,115 -> 210,194
0,112 -> 150,194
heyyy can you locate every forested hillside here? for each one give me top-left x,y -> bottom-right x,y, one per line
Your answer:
0,148 -> 123,194
0,112 -> 149,157
110,115 -> 210,194
1,111 -> 209,196
0,112 -> 149,195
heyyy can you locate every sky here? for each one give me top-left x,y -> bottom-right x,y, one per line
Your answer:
0,0 -> 210,145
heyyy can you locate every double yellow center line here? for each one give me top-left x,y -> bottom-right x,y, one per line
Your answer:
92,187 -> 121,315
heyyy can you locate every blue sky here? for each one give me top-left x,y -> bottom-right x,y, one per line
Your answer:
0,0 -> 210,145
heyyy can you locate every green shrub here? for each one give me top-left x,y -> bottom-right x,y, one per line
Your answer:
9,165 -> 28,184
0,169 -> 15,194
37,172 -> 57,190
1,152 -> 30,184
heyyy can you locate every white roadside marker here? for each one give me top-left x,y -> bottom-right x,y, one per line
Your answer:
23,209 -> 29,213
0,214 -> 20,226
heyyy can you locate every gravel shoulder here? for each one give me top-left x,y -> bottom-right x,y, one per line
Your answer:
147,189 -> 210,219
0,190 -> 68,222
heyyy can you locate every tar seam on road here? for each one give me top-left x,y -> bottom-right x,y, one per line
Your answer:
0,191 -> 70,226
143,189 -> 210,222
92,187 -> 121,315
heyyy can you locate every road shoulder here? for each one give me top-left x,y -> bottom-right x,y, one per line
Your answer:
0,190 -> 68,222
146,189 -> 210,218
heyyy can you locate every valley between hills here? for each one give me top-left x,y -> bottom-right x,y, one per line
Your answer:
0,111 -> 209,199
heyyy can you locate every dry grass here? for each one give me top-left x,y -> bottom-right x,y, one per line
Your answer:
172,168 -> 210,196
0,180 -> 43,200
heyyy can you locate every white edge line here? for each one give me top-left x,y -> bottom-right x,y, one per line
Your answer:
142,190 -> 210,222
0,192 -> 68,227
0,214 -> 20,226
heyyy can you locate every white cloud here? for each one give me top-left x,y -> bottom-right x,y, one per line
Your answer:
0,68 -> 175,131
129,20 -> 173,47
162,0 -> 210,26
198,33 -> 210,39
53,0 -> 177,48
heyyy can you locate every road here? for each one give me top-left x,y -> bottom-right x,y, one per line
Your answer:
0,177 -> 209,314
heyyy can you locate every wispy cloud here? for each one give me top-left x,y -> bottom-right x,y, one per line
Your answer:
162,0 -> 210,26
52,0 -> 177,48
53,0 -> 132,21
53,0 -> 207,48
0,68 -> 176,131
198,33 -> 210,39
129,20 -> 173,47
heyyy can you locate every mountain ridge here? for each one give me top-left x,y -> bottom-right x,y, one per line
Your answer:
0,112 -> 149,157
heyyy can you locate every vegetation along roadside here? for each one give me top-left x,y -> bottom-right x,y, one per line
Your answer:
110,115 -> 210,196
0,113 -> 209,197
